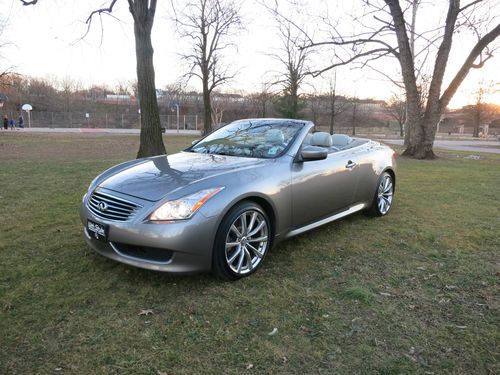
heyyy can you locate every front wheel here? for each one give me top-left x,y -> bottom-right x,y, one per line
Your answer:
366,172 -> 394,217
212,201 -> 271,281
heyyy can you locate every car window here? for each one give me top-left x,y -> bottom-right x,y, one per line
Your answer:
189,120 -> 303,158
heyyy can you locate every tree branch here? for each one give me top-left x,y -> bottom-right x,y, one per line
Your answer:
85,0 -> 119,25
459,0 -> 484,13
440,22 -> 500,109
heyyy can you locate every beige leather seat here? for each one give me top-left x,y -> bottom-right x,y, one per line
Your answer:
311,132 -> 333,147
331,134 -> 352,147
265,129 -> 285,144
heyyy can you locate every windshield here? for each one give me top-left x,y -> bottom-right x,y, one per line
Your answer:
189,120 -> 304,158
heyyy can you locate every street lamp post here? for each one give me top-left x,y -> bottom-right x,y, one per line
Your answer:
171,104 -> 180,133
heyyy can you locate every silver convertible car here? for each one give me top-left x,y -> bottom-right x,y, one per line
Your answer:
81,119 -> 396,280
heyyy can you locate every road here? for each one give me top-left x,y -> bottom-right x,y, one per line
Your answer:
3,127 -> 500,154
6,127 -> 202,136
381,139 -> 500,154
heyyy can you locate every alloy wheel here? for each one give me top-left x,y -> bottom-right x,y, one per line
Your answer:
377,174 -> 393,215
225,210 -> 269,275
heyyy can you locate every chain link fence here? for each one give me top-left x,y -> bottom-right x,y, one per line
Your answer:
21,112 -> 199,130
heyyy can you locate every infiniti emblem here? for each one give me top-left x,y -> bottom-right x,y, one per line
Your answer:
98,201 -> 108,212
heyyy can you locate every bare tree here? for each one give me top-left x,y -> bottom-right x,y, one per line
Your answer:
292,0 -> 500,159
466,81 -> 499,137
307,90 -> 321,126
270,19 -> 311,119
20,0 -> 166,158
348,97 -> 359,136
326,72 -> 348,134
59,76 -> 77,113
173,0 -> 242,135
252,81 -> 273,118
385,93 -> 406,137
0,16 -> 13,80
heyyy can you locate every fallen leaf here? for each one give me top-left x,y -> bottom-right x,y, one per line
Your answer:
138,309 -> 154,316
246,363 -> 254,370
416,267 -> 426,271
379,292 -> 392,297
455,325 -> 467,329
268,327 -> 278,336
54,368 -> 62,372
282,356 -> 288,364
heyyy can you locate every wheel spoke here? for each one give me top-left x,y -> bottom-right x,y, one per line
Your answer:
241,214 -> 249,235
230,224 -> 241,237
384,176 -> 390,191
383,182 -> 393,194
378,198 -> 385,212
225,242 -> 239,249
228,245 -> 242,264
244,248 -> 253,271
248,235 -> 268,243
247,243 -> 263,258
247,212 -> 257,234
236,249 -> 245,273
383,197 -> 389,208
248,220 -> 265,237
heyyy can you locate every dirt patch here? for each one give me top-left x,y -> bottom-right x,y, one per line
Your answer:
1,133 -> 139,162
0,132 -> 194,163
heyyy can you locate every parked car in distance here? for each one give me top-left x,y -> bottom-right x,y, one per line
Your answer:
81,118 -> 396,280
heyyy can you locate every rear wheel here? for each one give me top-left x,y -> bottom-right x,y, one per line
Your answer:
366,172 -> 394,217
212,201 -> 271,281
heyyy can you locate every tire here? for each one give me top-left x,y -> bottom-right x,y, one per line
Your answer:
365,171 -> 394,217
212,201 -> 271,281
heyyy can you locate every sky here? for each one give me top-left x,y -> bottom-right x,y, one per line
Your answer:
1,0 -> 499,108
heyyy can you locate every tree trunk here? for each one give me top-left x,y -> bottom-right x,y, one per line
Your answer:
473,105 -> 480,137
402,109 -> 439,159
203,83 -> 212,135
133,5 -> 166,158
329,96 -> 336,134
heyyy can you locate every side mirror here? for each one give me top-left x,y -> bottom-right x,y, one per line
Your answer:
191,139 -> 200,145
300,146 -> 328,161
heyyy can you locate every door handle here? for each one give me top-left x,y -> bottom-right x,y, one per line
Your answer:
345,160 -> 357,169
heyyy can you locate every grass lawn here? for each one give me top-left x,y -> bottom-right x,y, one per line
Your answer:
0,132 -> 499,374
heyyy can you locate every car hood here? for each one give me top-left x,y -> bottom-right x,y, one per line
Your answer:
99,152 -> 267,201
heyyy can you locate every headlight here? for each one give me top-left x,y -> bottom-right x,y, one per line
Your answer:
149,187 -> 224,221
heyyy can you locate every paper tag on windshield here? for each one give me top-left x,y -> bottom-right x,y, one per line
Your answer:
268,147 -> 278,155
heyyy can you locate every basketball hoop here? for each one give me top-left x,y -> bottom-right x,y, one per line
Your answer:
0,94 -> 7,109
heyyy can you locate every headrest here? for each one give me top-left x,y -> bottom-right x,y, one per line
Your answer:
265,129 -> 285,144
331,134 -> 352,146
303,133 -> 313,145
311,132 -> 333,147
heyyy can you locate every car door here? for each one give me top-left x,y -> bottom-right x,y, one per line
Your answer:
291,150 -> 362,228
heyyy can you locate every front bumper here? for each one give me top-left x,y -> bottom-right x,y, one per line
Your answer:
80,189 -> 218,273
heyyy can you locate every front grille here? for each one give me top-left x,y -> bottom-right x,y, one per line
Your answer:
87,190 -> 142,222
